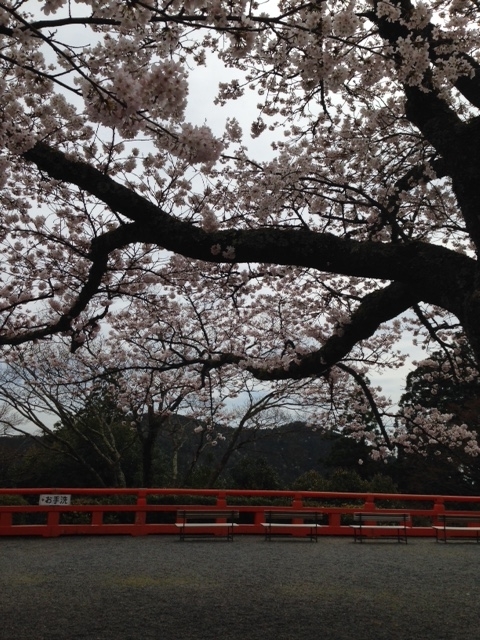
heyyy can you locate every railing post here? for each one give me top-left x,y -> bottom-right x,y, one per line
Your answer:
292,493 -> 303,509
91,510 -> 103,526
254,509 -> 264,533
47,508 -> 60,537
134,491 -> 147,535
0,510 -> 12,532
216,492 -> 227,508
329,512 -> 342,533
433,497 -> 445,526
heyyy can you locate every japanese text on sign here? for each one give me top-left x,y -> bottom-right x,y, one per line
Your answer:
39,494 -> 71,505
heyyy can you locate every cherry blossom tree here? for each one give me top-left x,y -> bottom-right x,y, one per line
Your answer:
395,335 -> 480,482
0,335 -> 213,486
107,287 -> 362,484
0,346 -> 137,486
0,329 -> 331,486
1,0 -> 480,461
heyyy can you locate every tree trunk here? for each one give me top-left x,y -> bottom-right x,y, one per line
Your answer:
141,435 -> 156,487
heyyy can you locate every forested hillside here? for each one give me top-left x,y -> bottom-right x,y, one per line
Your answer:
1,418 -> 476,496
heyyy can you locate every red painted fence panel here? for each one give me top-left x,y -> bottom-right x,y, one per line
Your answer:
1,487 -> 480,538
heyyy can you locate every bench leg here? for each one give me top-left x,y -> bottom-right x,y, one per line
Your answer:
397,528 -> 408,543
353,528 -> 363,543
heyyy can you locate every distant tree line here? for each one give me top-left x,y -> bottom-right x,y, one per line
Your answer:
1,415 -> 478,496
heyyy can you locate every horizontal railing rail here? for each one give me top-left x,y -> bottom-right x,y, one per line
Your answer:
1,488 -> 480,537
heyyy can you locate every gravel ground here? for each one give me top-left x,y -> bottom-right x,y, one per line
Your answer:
0,535 -> 479,640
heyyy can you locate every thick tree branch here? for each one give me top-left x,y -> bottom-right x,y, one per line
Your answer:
23,142 -> 476,318
0,228 -> 109,347
247,282 -> 419,380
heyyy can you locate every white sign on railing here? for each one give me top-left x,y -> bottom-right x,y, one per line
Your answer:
39,494 -> 71,506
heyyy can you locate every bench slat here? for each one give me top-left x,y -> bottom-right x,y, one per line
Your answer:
350,525 -> 407,529
177,511 -> 239,518
175,523 -> 239,528
176,510 -> 239,541
433,526 -> 480,531
261,523 -> 326,528
262,511 -> 325,542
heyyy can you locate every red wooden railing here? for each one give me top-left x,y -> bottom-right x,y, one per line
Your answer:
1,487 -> 480,537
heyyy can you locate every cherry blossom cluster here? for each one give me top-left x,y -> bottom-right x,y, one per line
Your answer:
78,59 -> 190,135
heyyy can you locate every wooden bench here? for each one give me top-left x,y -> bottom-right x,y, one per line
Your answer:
176,510 -> 239,541
350,512 -> 411,543
261,510 -> 326,541
432,514 -> 480,543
